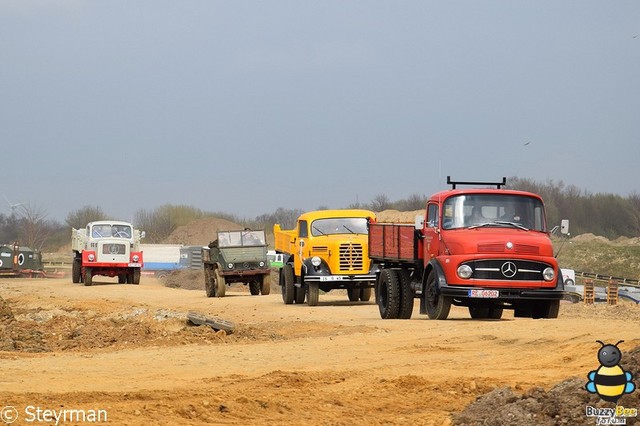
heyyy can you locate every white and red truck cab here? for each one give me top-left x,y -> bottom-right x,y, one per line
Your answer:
71,220 -> 144,286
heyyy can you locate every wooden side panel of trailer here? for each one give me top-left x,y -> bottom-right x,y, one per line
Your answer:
368,223 -> 417,261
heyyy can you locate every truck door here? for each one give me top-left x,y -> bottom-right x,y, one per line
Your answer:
422,203 -> 440,260
296,220 -> 308,276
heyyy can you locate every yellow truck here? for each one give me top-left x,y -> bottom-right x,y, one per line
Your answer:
273,209 -> 378,306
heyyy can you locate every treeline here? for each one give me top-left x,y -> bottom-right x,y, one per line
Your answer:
1,177 -> 638,251
508,177 -> 640,239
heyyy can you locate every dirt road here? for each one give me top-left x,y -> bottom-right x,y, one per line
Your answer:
1,276 -> 639,425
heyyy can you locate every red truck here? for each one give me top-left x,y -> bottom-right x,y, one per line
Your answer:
369,177 -> 568,320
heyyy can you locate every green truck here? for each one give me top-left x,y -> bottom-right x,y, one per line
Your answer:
202,229 -> 271,297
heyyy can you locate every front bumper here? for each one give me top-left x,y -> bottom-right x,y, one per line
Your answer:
440,285 -> 565,301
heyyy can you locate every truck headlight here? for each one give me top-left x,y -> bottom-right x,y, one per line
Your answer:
88,254 -> 95,262
259,261 -> 265,267
543,267 -> 555,281
132,255 -> 139,262
457,264 -> 473,279
311,256 -> 321,267
227,263 -> 234,269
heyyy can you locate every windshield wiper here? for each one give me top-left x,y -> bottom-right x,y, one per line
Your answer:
313,226 -> 327,236
467,222 -> 494,229
342,225 -> 356,234
494,221 -> 529,231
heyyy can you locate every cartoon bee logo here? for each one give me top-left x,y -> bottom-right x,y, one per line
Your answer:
586,340 -> 636,403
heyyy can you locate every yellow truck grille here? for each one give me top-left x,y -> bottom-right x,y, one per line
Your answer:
339,243 -> 363,271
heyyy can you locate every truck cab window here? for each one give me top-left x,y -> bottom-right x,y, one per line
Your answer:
427,204 -> 438,228
299,221 -> 308,238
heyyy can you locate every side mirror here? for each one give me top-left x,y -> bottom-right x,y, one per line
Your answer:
140,231 -> 146,239
560,219 -> 569,235
415,215 -> 424,230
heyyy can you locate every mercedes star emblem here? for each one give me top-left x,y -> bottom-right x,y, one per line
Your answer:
501,261 -> 517,278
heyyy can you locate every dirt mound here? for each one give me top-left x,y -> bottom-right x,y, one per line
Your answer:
375,209 -> 423,223
163,216 -> 243,246
454,346 -> 640,425
0,295 -> 302,353
571,233 -> 611,244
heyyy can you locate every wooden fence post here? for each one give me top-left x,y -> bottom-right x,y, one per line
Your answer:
607,280 -> 618,305
583,280 -> 595,305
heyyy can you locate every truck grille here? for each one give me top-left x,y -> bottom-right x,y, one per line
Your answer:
464,259 -> 551,281
339,243 -> 363,271
477,243 -> 540,255
102,244 -> 126,255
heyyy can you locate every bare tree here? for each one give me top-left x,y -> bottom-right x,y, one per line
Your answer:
370,194 -> 392,212
65,205 -> 107,229
17,203 -> 53,250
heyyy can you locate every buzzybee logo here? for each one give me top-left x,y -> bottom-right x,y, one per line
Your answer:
586,340 -> 636,403
584,340 -> 638,425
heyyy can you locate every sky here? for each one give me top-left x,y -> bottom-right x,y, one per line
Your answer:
1,1 -> 639,223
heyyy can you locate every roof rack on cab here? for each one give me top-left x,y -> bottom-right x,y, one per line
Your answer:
446,176 -> 507,189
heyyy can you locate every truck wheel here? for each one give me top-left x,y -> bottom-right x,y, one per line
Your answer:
249,281 -> 260,295
360,287 -> 372,302
260,275 -> 271,295
204,268 -> 215,297
488,307 -> 504,319
347,288 -> 360,302
72,259 -> 81,283
214,268 -> 226,297
397,270 -> 414,319
294,284 -> 305,304
468,306 -> 490,319
118,275 -> 126,284
83,268 -> 93,287
425,270 -> 451,320
533,300 -> 560,319
307,282 -> 319,306
132,269 -> 141,285
281,265 -> 295,304
377,269 -> 401,319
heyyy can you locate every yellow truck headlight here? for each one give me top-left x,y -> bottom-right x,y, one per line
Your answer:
311,256 -> 321,267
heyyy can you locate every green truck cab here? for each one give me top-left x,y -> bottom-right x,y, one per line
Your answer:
202,229 -> 271,297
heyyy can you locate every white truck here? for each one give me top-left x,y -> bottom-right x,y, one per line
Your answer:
71,221 -> 144,286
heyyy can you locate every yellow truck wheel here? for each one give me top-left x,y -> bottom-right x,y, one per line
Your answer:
281,265 -> 295,304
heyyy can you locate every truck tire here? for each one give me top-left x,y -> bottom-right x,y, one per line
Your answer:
83,268 -> 93,287
249,281 -> 260,295
347,288 -> 360,302
118,275 -> 126,284
214,268 -> 226,297
281,265 -> 295,304
360,287 -> 372,302
132,269 -> 141,285
72,259 -> 81,283
294,284 -> 305,304
377,269 -> 401,319
468,306 -> 490,319
397,270 -> 414,319
307,282 -> 319,306
425,270 -> 451,320
533,300 -> 560,319
204,267 -> 215,297
260,275 -> 271,295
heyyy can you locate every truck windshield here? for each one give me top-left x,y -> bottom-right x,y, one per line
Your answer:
218,230 -> 266,247
441,194 -> 546,231
310,218 -> 369,236
91,224 -> 132,238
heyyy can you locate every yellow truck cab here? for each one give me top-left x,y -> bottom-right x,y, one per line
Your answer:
273,209 -> 378,306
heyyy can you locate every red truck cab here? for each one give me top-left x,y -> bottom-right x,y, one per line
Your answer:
369,177 -> 568,320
